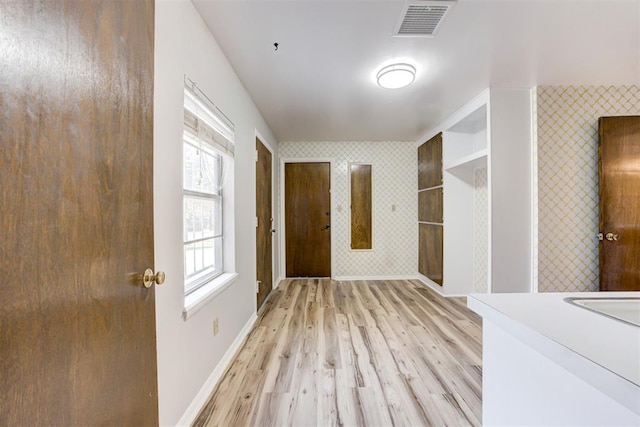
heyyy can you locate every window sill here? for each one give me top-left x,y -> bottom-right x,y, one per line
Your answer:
183,272 -> 238,321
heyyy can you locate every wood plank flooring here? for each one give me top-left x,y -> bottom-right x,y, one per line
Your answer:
193,279 -> 482,427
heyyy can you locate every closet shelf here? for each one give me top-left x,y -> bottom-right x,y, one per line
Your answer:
444,148 -> 488,172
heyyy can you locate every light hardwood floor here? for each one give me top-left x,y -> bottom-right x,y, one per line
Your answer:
193,279 -> 482,427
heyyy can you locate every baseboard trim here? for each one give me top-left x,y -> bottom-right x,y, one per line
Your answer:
176,313 -> 258,426
333,275 -> 418,281
416,274 -> 445,296
414,275 -> 470,298
274,276 -> 284,288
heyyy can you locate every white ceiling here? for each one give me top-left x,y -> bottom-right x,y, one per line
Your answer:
192,0 -> 640,142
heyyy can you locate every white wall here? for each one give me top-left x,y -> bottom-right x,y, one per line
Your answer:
154,0 -> 278,424
489,88 -> 532,293
278,141 -> 417,279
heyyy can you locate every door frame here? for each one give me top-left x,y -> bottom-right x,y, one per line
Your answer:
280,158 -> 335,279
255,130 -> 276,311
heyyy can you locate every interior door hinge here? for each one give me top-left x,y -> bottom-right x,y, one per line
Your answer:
256,216 -> 259,228
255,149 -> 258,162
256,280 -> 261,293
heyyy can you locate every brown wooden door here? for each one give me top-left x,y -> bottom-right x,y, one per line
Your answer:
598,116 -> 640,291
256,138 -> 273,309
285,163 -> 331,277
0,1 -> 158,425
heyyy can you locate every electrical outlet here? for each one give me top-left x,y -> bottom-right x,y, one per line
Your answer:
213,317 -> 219,336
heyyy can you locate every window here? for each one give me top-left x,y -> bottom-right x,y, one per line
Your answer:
183,78 -> 234,295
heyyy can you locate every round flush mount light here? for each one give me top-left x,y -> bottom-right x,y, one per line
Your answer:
376,63 -> 416,89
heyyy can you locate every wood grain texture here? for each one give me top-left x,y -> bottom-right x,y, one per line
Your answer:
418,133 -> 444,285
598,116 -> 640,291
419,224 -> 444,285
418,133 -> 443,190
285,163 -> 331,277
350,164 -> 372,250
419,188 -> 444,223
194,279 -> 482,427
0,0 -> 158,424
256,138 -> 273,308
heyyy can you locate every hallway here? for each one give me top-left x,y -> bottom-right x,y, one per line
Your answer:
194,279 -> 482,426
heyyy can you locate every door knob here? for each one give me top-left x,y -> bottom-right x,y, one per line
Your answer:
142,268 -> 165,288
321,224 -> 331,230
605,233 -> 620,241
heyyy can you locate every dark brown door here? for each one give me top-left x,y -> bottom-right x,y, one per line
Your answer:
598,116 -> 640,291
0,1 -> 158,425
285,163 -> 331,277
256,138 -> 273,309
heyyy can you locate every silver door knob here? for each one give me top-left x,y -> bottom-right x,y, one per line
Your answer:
605,233 -> 620,241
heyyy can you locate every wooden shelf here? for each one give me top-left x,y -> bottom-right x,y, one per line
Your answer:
444,148 -> 488,172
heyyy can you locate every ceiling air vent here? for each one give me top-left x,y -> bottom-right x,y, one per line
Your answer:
394,0 -> 456,37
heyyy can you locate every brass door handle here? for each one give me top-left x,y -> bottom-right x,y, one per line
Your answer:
605,233 -> 620,241
142,268 -> 165,288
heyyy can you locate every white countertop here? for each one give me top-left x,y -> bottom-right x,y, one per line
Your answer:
468,291 -> 640,414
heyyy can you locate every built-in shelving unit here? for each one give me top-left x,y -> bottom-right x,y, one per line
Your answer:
416,88 -> 533,296
444,148 -> 488,172
442,103 -> 490,295
417,133 -> 444,285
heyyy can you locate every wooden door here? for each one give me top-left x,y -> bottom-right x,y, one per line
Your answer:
256,138 -> 273,309
0,1 -> 158,424
285,163 -> 331,277
598,116 -> 640,291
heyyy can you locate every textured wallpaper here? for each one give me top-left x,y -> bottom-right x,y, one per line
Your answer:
279,141 -> 417,278
473,167 -> 488,293
537,85 -> 640,292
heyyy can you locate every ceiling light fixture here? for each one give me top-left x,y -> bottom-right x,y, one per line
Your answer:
376,63 -> 416,89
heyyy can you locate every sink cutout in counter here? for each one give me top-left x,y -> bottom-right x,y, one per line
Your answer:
564,297 -> 640,327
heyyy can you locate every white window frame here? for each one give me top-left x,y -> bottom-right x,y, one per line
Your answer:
182,142 -> 224,294
182,77 -> 237,307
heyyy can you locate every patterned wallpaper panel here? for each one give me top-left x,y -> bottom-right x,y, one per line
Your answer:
473,167 -> 488,293
279,141 -> 417,278
537,86 -> 640,292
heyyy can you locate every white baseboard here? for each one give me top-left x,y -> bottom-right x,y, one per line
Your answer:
416,274 -> 445,296
274,276 -> 284,288
176,313 -> 258,426
415,274 -> 469,298
333,275 -> 418,281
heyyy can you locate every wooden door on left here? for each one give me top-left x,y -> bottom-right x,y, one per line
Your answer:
0,1 -> 158,425
256,138 -> 273,309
